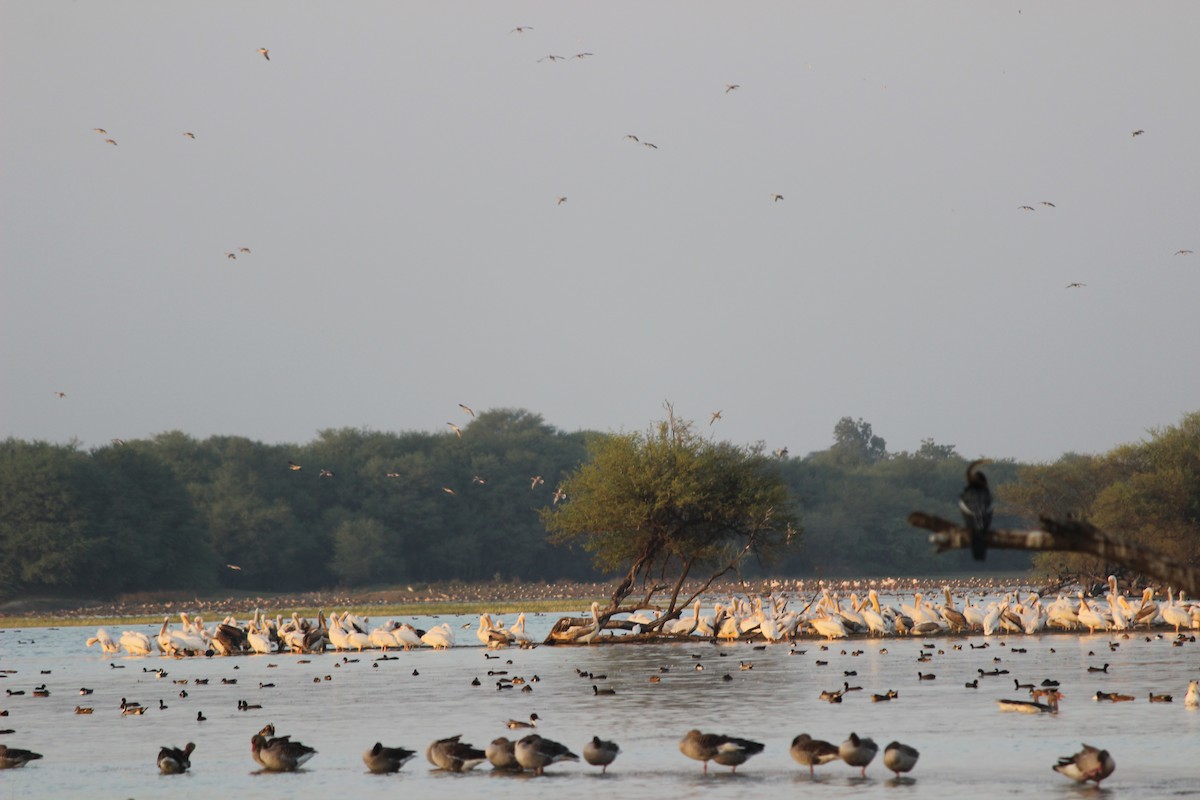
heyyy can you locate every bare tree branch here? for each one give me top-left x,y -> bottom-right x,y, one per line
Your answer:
907,512 -> 1200,596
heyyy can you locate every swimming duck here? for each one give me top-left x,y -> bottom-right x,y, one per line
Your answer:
514,734 -> 579,776
157,742 -> 195,774
1053,744 -> 1115,788
680,729 -> 763,774
790,733 -> 839,776
506,713 -> 539,729
583,736 -> 620,773
0,745 -> 43,769
250,730 -> 316,771
362,742 -> 415,773
839,732 -> 879,777
883,741 -> 920,778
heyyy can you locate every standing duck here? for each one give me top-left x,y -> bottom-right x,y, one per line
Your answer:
791,733 -> 840,776
157,742 -> 195,774
839,732 -> 879,777
1053,744 -> 1115,787
883,741 -> 920,778
250,728 -> 316,772
583,736 -> 620,773
0,745 -> 44,769
362,742 -> 415,773
514,734 -> 579,776
680,729 -> 764,774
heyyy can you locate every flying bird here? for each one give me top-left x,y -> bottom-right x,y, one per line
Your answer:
1131,129 -> 1144,137
225,564 -> 242,571
385,472 -> 401,478
772,193 -> 784,202
530,475 -> 544,490
447,422 -> 462,438
442,487 -> 457,496
54,391 -> 66,398
472,475 -> 487,485
624,134 -> 639,142
709,410 -> 723,425
960,458 -> 994,561
1040,201 -> 1055,207
239,247 -> 251,254
183,132 -> 195,139
93,128 -> 107,134
537,54 -> 565,62
573,52 -> 594,59
257,48 -> 270,61
226,252 -> 237,259
458,403 -> 475,417
111,438 -> 125,446
642,141 -> 658,149
1019,205 -> 1035,211
557,196 -> 568,205
552,486 -> 567,505
509,26 -> 533,33
319,469 -> 334,478
1066,282 -> 1087,289
725,84 -> 740,93
1175,250 -> 1193,256
104,139 -> 118,146
288,461 -> 302,471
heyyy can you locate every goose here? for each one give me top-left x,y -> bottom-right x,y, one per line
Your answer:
251,730 -> 316,771
514,734 -> 578,776
1053,744 -> 1115,787
0,745 -> 43,769
1184,680 -> 1199,707
582,736 -> 620,773
485,737 -> 521,771
362,742 -> 415,773
679,729 -> 763,774
86,628 -> 120,655
883,741 -> 920,778
157,742 -> 195,774
790,733 -> 840,776
839,732 -> 879,777
426,734 -> 486,771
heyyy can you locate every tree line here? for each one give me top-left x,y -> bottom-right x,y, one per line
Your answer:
2,409 -> 1197,600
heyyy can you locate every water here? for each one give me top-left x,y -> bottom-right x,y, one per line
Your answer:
1,611 -> 1198,798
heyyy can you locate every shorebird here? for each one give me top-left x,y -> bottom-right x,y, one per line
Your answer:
257,48 -> 270,61
447,422 -> 462,438
458,403 -> 475,417
725,84 -> 740,92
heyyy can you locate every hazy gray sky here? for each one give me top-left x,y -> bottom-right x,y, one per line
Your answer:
3,2 -> 1198,463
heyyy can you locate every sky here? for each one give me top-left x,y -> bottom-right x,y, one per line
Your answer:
2,2 -> 1198,465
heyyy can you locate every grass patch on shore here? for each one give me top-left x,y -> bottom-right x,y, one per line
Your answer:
0,598 -> 603,630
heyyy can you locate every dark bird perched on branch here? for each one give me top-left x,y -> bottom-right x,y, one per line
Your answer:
959,459 -> 993,561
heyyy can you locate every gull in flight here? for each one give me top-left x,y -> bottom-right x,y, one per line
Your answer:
472,475 -> 487,485
709,410 -> 723,425
257,48 -> 270,61
447,422 -> 463,438
1066,283 -> 1087,289
725,84 -> 740,93
1175,250 -> 1193,256
239,247 -> 251,254
574,52 -> 594,59
624,134 -> 639,142
1041,201 -> 1055,207
510,26 -> 533,33
530,475 -> 545,490
642,141 -> 658,149
537,54 -> 565,62
458,403 -> 475,417
111,438 -> 125,446
319,469 -> 334,478
552,486 -> 567,505
1018,205 -> 1035,211
385,472 -> 401,478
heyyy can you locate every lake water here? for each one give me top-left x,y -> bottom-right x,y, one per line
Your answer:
1,606 -> 1198,798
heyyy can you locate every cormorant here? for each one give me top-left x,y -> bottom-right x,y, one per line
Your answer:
960,459 -> 993,561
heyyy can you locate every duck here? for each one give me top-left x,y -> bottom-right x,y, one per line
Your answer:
514,734 -> 579,776
1053,744 -> 1115,788
1185,680 -> 1199,708
505,713 -> 539,729
583,736 -> 620,773
593,685 -> 616,696
426,734 -> 486,772
0,745 -> 44,769
157,742 -> 195,774
839,732 -> 879,777
791,733 -> 839,777
680,729 -> 763,775
1149,692 -> 1173,703
74,706 -> 93,714
883,741 -> 920,778
485,737 -> 522,771
362,742 -> 415,773
251,729 -> 316,771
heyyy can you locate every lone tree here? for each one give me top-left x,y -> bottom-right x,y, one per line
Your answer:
540,406 -> 798,637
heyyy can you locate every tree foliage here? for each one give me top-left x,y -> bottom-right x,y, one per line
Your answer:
541,409 -> 797,623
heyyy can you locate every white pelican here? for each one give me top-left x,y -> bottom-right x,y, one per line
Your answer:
394,623 -> 423,650
1076,594 -> 1109,634
668,601 -> 702,636
1185,680 -> 1199,708
506,613 -> 534,646
420,623 -> 455,649
862,591 -> 892,636
86,628 -> 120,655
246,622 -> 273,654
811,610 -> 848,640
119,631 -> 154,656
939,587 -> 968,632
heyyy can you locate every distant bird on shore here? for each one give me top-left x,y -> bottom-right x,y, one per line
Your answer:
447,422 -> 462,438
709,410 -> 723,425
960,459 -> 993,561
257,48 -> 270,61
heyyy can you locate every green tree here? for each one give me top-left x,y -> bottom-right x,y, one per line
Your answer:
542,408 -> 797,628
